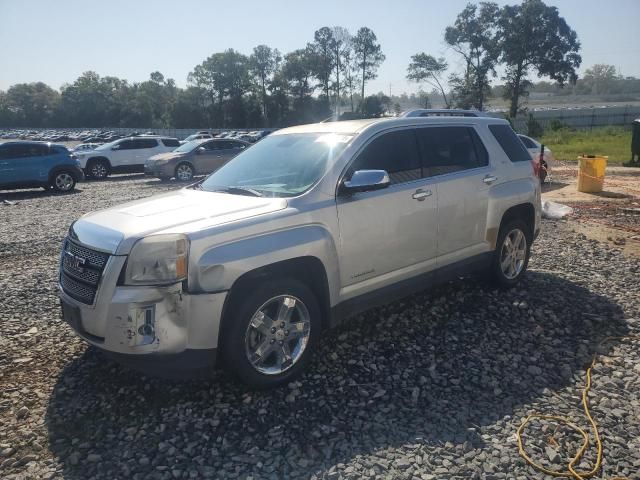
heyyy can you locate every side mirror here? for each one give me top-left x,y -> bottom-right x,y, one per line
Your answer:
196,147 -> 206,154
111,145 -> 120,150
341,169 -> 390,194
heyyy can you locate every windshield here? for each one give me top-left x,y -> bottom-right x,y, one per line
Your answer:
95,139 -> 120,150
174,140 -> 202,153
200,132 -> 352,197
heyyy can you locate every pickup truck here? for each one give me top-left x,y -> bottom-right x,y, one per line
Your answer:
59,112 -> 541,388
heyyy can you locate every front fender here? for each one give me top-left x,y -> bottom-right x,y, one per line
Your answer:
190,224 -> 340,305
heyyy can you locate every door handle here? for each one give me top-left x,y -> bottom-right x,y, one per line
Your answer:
483,175 -> 497,185
412,188 -> 432,201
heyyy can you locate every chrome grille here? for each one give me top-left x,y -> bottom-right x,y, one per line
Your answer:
60,238 -> 110,304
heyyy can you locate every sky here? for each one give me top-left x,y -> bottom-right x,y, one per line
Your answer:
1,0 -> 639,95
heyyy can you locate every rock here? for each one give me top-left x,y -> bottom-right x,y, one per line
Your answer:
16,406 -> 30,419
87,453 -> 102,462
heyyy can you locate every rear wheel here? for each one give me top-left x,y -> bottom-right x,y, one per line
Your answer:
175,163 -> 194,182
87,159 -> 109,179
221,278 -> 321,388
491,219 -> 531,287
51,171 -> 76,192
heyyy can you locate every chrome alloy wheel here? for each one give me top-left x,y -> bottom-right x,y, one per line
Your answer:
500,228 -> 527,280
54,172 -> 74,191
244,295 -> 311,375
175,164 -> 194,181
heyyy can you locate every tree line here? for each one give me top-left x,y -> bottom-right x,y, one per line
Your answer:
0,0 -> 611,130
407,0 -> 581,117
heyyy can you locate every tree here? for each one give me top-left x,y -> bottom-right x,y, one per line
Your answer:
361,94 -> 389,118
498,0 -> 582,117
406,54 -> 450,107
1,82 -> 60,127
352,27 -> 385,112
582,64 -> 619,95
331,26 -> 351,116
310,27 -> 334,102
249,45 -> 279,121
445,2 -> 500,111
188,49 -> 252,127
282,47 -> 317,123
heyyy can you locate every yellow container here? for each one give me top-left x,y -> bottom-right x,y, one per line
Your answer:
577,155 -> 607,193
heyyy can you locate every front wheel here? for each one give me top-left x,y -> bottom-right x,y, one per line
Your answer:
51,171 -> 76,192
491,219 -> 531,287
87,159 -> 109,179
175,163 -> 194,182
221,278 -> 321,388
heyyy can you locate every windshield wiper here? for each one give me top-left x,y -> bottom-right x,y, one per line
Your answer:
212,186 -> 263,197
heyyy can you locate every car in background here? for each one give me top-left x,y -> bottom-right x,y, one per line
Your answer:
179,133 -> 213,145
75,136 -> 181,179
0,142 -> 84,192
145,138 -> 249,181
517,134 -> 555,183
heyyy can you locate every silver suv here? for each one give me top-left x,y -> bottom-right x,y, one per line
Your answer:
59,112 -> 541,388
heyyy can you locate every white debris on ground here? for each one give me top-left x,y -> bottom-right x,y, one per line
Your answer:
542,200 -> 574,219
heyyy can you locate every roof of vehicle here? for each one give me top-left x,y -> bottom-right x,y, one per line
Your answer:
0,141 -> 66,148
274,115 -> 509,136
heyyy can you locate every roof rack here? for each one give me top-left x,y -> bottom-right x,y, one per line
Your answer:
399,109 -> 489,118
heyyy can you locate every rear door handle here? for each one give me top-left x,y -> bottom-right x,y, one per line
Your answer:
483,175 -> 497,185
412,188 -> 432,201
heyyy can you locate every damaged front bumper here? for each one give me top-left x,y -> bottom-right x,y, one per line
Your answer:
58,275 -> 227,376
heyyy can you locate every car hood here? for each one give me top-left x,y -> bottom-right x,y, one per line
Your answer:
71,189 -> 288,254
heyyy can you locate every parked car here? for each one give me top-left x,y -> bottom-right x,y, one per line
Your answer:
145,138 -> 249,181
179,133 -> 213,145
0,142 -> 84,192
74,136 -> 181,179
518,134 -> 555,183
59,112 -> 541,387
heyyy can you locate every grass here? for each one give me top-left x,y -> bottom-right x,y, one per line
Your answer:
539,126 -> 632,164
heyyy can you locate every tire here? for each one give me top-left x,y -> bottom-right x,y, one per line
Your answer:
175,163 -> 194,182
220,278 -> 321,388
491,219 -> 531,288
87,159 -> 110,179
51,170 -> 76,192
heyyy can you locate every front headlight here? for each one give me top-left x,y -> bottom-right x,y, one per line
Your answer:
124,234 -> 188,285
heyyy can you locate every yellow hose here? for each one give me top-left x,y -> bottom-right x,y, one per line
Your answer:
516,336 -> 639,480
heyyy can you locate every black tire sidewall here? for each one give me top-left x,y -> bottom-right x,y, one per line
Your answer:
492,219 -> 532,287
220,278 -> 321,389
88,159 -> 109,179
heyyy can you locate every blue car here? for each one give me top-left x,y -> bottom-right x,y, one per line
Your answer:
0,142 -> 84,192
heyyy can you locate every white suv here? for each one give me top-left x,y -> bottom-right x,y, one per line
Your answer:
59,112 -> 541,387
75,136 -> 180,179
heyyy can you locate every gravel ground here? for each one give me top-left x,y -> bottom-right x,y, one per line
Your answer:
1,176 -> 639,480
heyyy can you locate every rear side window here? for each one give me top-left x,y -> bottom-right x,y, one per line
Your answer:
202,141 -> 220,151
117,140 -> 135,150
417,126 -> 488,177
348,129 -> 421,184
136,138 -> 158,149
490,125 -> 531,162
518,135 -> 537,149
162,138 -> 180,147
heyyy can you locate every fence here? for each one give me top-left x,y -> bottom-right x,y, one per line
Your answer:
500,105 -> 640,134
4,105 -> 640,139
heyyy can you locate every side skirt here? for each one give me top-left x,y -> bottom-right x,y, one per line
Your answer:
329,252 -> 492,327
